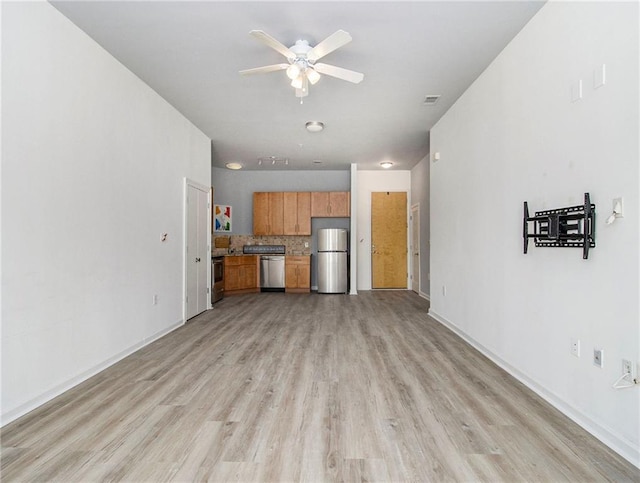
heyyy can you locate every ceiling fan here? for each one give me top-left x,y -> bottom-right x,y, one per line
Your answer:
240,30 -> 364,99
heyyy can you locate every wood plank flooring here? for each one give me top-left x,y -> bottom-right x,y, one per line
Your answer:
2,291 -> 638,482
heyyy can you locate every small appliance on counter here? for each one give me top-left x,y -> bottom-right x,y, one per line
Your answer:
243,244 -> 286,292
317,229 -> 348,294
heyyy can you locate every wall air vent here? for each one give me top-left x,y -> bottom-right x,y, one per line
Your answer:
423,95 -> 441,105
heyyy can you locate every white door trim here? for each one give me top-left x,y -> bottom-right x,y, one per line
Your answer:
411,203 -> 420,293
183,178 -> 211,323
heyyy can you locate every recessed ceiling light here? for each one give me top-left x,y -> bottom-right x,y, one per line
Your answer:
225,162 -> 243,170
380,161 -> 394,169
306,121 -> 324,133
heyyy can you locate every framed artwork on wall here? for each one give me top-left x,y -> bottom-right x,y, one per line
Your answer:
214,204 -> 232,232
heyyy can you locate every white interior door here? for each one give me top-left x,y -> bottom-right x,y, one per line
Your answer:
186,181 -> 209,320
411,204 -> 420,293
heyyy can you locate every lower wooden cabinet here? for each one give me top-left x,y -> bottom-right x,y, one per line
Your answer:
224,256 -> 259,295
285,256 -> 310,293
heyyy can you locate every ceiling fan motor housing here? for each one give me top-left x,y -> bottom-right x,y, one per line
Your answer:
290,40 -> 312,58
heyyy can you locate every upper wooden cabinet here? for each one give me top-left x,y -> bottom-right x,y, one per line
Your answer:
253,192 -> 284,235
254,191 -> 349,235
311,191 -> 350,217
283,192 -> 311,235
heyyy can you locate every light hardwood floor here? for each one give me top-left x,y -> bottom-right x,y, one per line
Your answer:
1,291 -> 638,482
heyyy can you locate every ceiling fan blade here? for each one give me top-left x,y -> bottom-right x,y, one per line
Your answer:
307,30 -> 352,62
313,63 -> 364,84
239,64 -> 289,76
249,30 -> 295,61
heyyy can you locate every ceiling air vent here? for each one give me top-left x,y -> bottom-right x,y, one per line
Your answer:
423,95 -> 441,105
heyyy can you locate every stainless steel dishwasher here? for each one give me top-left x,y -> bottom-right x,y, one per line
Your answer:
243,244 -> 286,292
260,255 -> 285,292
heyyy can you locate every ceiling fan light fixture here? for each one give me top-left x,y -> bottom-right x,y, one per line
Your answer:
286,63 -> 301,80
305,121 -> 324,133
225,162 -> 243,170
291,75 -> 304,89
306,67 -> 321,85
380,161 -> 394,169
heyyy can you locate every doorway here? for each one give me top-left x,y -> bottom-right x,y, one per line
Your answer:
371,191 -> 407,288
185,180 -> 210,320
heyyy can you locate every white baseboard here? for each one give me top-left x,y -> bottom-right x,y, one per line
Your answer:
418,290 -> 430,301
1,318 -> 185,427
427,308 -> 640,469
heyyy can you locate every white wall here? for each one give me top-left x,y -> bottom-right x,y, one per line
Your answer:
429,1 -> 639,465
1,2 -> 210,424
356,171 -> 411,290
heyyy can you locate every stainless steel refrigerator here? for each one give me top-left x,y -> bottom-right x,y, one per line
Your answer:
317,228 -> 348,294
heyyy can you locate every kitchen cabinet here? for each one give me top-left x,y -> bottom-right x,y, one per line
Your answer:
310,191 -> 350,217
285,256 -> 311,293
283,192 -> 311,235
253,192 -> 284,235
224,256 -> 259,295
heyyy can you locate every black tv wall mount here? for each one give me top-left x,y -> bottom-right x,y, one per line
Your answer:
523,192 -> 596,259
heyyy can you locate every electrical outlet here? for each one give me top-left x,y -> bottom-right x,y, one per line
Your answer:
570,338 -> 580,357
593,348 -> 603,368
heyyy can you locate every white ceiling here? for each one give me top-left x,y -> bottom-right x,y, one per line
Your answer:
51,1 -> 545,171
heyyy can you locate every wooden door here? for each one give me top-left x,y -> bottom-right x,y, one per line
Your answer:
311,192 -> 330,217
283,192 -> 310,235
329,192 -> 350,216
283,192 -> 298,235
371,192 -> 407,289
296,192 -> 311,234
253,192 -> 269,235
268,192 -> 284,235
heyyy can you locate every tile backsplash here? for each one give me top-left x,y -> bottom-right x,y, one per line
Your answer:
212,234 -> 311,256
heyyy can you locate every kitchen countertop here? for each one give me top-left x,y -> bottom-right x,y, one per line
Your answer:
212,250 -> 311,258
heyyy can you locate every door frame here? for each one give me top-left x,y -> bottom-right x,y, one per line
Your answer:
410,203 -> 420,293
370,190 -> 409,289
183,178 -> 212,323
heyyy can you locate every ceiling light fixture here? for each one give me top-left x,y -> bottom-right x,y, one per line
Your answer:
380,161 -> 394,169
258,156 -> 289,167
306,121 -> 324,133
240,31 -> 364,103
286,62 -> 302,80
306,67 -> 321,85
225,162 -> 243,170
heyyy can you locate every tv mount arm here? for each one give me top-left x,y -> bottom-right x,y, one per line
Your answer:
523,192 -> 596,259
